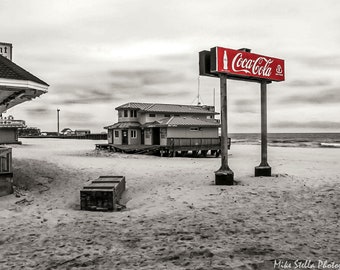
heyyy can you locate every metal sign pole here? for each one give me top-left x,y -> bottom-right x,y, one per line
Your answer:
215,74 -> 234,185
255,81 -> 271,176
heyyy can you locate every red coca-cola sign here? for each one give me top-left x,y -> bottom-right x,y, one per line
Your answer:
210,47 -> 285,81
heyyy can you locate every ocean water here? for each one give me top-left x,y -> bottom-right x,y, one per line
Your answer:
229,133 -> 340,148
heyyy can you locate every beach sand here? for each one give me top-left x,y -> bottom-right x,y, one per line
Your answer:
0,139 -> 339,269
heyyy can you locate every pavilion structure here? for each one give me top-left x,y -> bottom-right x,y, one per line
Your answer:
0,50 -> 48,196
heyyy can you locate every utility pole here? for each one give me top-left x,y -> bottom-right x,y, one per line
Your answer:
57,108 -> 60,136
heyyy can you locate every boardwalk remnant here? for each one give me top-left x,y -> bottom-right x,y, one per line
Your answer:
80,176 -> 126,211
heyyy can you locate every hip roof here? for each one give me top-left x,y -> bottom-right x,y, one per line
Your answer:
144,116 -> 220,128
116,102 -> 217,115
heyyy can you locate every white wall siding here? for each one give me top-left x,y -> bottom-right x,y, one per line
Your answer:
167,127 -> 218,138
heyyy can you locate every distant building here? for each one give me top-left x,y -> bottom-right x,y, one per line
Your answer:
0,115 -> 26,144
61,128 -> 74,136
75,130 -> 91,136
104,102 -> 220,147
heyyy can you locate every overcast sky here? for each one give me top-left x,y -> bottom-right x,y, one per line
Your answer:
1,0 -> 339,133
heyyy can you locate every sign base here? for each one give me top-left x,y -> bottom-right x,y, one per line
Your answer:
255,165 -> 271,177
215,169 -> 234,185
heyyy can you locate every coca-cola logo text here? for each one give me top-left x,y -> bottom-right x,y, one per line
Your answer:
212,47 -> 285,81
231,52 -> 273,77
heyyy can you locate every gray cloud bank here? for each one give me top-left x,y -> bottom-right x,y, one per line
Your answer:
1,0 -> 340,132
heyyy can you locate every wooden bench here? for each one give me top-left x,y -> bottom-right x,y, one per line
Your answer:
80,176 -> 126,211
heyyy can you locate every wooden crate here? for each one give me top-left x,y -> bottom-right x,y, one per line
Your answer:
80,176 -> 125,211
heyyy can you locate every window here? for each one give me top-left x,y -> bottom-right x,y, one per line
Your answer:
130,130 -> 137,138
190,127 -> 202,131
149,114 -> 156,117
164,114 -> 171,117
114,131 -> 119,137
118,111 -> 122,117
130,110 -> 137,117
124,110 -> 128,117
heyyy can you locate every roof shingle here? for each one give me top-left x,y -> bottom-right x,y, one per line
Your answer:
116,102 -> 216,115
104,122 -> 141,129
0,54 -> 49,86
144,116 -> 220,127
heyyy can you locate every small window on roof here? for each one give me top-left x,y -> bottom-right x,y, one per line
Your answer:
124,110 -> 128,117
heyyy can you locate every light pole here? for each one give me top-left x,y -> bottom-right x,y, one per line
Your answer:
57,108 -> 60,136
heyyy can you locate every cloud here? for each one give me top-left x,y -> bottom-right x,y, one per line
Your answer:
62,111 -> 94,122
110,69 -> 187,87
25,106 -> 51,116
232,121 -> 259,129
2,0 -> 340,133
232,99 -> 258,113
280,88 -> 340,104
287,79 -> 331,87
298,55 -> 340,69
54,110 -> 98,130
271,121 -> 340,130
49,84 -> 119,105
45,67 -> 193,106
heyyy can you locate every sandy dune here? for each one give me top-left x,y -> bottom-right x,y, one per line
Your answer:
0,139 -> 339,269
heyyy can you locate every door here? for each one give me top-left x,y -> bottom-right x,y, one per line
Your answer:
122,129 -> 128,145
152,128 -> 160,145
108,130 -> 114,144
141,130 -> 145,145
